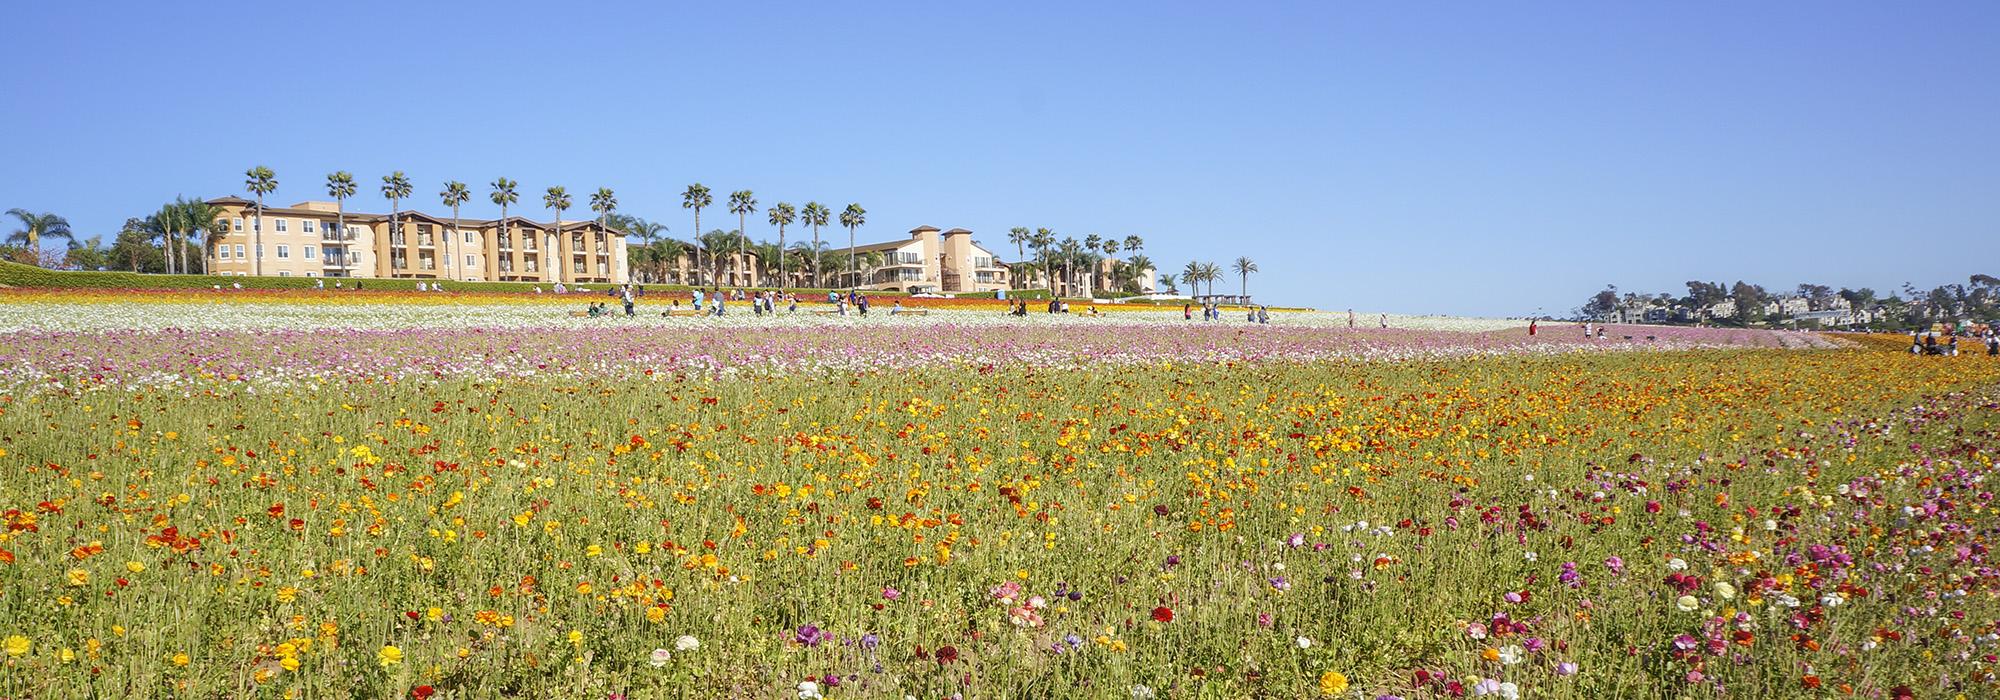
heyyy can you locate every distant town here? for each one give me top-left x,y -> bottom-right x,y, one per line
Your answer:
1576,278 -> 1999,332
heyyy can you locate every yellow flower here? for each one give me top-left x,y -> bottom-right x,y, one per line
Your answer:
276,587 -> 299,603
377,645 -> 403,667
4,635 -> 30,657
280,656 -> 300,672
65,568 -> 91,587
427,607 -> 443,622
172,652 -> 191,666
1319,670 -> 1350,695
646,606 -> 667,624
125,561 -> 145,574
586,544 -> 603,557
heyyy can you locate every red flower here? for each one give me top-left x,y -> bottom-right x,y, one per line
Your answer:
935,645 -> 959,665
411,686 -> 436,699
1152,606 -> 1175,623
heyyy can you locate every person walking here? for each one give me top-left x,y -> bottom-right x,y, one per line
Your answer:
621,284 -> 635,317
1529,319 -> 1538,336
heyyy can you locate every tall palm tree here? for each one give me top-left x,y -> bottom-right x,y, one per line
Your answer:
544,186 -> 570,284
1007,227 -> 1031,289
1058,237 -> 1081,296
800,202 -> 830,288
1158,273 -> 1179,295
590,187 -> 617,281
1083,235 -> 1103,292
1031,228 -> 1055,293
726,190 -> 757,286
381,171 -> 412,272
182,199 -> 223,275
1232,256 -> 1259,299
681,184 -> 713,284
1122,235 -> 1144,256
325,171 -> 357,275
1200,261 -> 1223,298
244,166 -> 278,276
1100,238 -> 1122,289
7,209 -> 74,267
839,203 -> 866,289
145,202 -> 185,274
1181,261 -> 1203,299
766,202 -> 795,289
490,178 -> 519,278
696,229 -> 736,284
441,181 -> 471,279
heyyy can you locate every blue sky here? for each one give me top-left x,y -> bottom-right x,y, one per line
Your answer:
3,1 -> 1995,315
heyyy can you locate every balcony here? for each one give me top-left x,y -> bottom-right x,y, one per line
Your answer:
417,236 -> 435,248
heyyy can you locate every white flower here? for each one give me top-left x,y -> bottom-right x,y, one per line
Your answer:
1295,636 -> 1313,649
674,634 -> 700,652
1712,582 -> 1737,600
1666,558 -> 1688,571
1821,593 -> 1844,607
1131,684 -> 1155,699
1675,595 -> 1700,612
1498,681 -> 1521,700
1523,551 -> 1538,562
797,680 -> 823,699
648,648 -> 671,667
1523,473 -> 1535,482
1497,644 -> 1524,665
1762,519 -> 1778,531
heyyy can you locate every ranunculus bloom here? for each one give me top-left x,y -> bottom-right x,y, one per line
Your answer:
1151,606 -> 1174,623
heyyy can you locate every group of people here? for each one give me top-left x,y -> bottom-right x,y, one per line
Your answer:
1911,329 -> 2000,357
1180,300 -> 1275,324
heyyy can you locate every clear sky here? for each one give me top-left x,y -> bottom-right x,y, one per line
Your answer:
4,1 -> 1995,315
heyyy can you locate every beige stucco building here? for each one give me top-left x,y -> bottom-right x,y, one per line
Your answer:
827,226 -> 1009,293
203,197 -> 627,284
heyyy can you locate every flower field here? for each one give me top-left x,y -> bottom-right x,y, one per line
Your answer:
2,292 -> 1999,699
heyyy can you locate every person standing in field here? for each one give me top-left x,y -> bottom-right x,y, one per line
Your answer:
1348,309 -> 1356,329
621,284 -> 635,317
1529,319 -> 1538,336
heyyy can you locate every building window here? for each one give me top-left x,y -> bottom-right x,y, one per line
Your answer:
235,244 -> 245,258
274,219 -> 288,233
465,254 -> 475,267
218,246 -> 231,260
255,244 -> 263,257
278,271 -> 291,277
304,246 -> 316,260
464,231 -> 476,243
276,245 -> 290,259
303,220 -> 315,233
348,225 -> 361,236
233,218 -> 244,231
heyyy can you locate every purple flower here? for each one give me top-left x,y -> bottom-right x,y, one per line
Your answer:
795,624 -> 828,647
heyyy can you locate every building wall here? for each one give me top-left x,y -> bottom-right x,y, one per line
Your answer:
201,198 -> 626,284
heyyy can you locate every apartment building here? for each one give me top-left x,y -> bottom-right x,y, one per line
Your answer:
203,197 -> 628,284
825,226 -> 1009,293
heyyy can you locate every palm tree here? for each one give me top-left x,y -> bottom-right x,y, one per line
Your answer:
766,202 -> 795,289
590,187 -> 617,281
325,171 -> 357,275
696,229 -> 736,284
1007,227 -> 1031,289
145,202 -> 185,274
442,181 -> 471,279
182,199 -> 223,275
726,190 -> 757,286
1181,261 -> 1203,298
1232,256 -> 1259,300
490,178 -> 519,278
681,184 -> 713,284
544,186 -> 570,284
1058,237 -> 1081,296
800,202 -> 830,288
839,203 -> 866,289
381,171 -> 412,273
620,217 -> 666,279
1200,261 -> 1223,298
1122,235 -> 1144,256
244,166 -> 278,276
1031,228 -> 1055,292
1158,273 -> 1179,295
1124,254 -> 1154,292
7,209 -> 73,266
